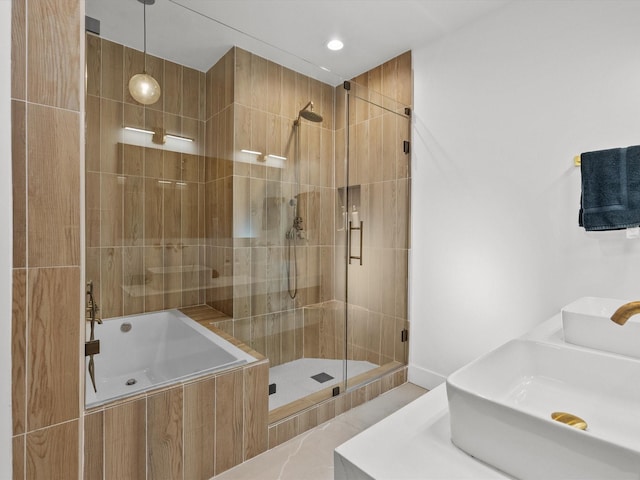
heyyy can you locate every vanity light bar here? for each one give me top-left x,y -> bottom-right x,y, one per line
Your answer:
267,154 -> 287,161
124,126 -> 154,135
124,126 -> 193,142
241,149 -> 263,156
166,134 -> 193,142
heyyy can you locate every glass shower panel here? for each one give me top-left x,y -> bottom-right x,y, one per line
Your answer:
341,80 -> 411,392
218,50 -> 346,421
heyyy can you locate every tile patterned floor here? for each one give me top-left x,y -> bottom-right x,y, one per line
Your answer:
214,383 -> 428,480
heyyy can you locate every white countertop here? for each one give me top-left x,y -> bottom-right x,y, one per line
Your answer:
334,316 -> 565,480
334,384 -> 511,479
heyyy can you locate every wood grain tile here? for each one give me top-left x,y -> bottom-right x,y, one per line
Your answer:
100,99 -> 124,175
164,60 -> 182,116
86,172 -> 101,249
105,399 -> 146,480
123,175 -> 143,246
396,51 -> 412,107
234,48 -> 251,108
27,104 -> 80,267
215,369 -> 243,475
13,434 -> 25,480
12,101 -> 26,268
26,420 -> 79,480
27,0 -> 80,110
84,411 -> 104,480
144,177 -> 163,246
184,378 -> 215,480
100,39 -> 123,102
183,67 -> 200,120
100,247 -> 123,319
85,33 -> 101,97
243,362 -> 268,461
27,267 -> 80,431
147,387 -> 183,480
11,0 -> 26,100
123,46 -> 143,105
276,416 -> 298,447
123,247 -> 144,316
12,269 -> 26,435
85,95 -> 101,173
144,54 -> 164,112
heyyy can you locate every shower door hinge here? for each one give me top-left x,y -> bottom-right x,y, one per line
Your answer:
404,107 -> 411,116
343,81 -> 351,91
269,383 -> 277,395
403,141 -> 410,154
332,386 -> 340,397
401,329 -> 409,343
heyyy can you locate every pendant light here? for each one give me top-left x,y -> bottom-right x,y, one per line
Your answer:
128,0 -> 161,105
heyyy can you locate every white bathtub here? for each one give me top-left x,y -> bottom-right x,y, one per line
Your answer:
85,309 -> 255,407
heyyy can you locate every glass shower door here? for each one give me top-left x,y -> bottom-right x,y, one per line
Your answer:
340,79 -> 411,394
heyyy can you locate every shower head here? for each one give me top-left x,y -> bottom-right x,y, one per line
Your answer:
295,101 -> 323,124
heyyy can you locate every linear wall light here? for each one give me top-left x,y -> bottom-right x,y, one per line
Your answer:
166,134 -> 193,142
241,149 -> 263,156
124,126 -> 193,143
267,154 -> 287,161
124,126 -> 154,135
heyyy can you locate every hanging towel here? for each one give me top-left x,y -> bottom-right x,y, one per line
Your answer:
579,145 -> 640,231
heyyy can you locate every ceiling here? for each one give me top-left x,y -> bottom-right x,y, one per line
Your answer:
85,0 -> 511,85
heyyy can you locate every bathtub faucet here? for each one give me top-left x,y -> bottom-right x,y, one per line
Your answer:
86,281 -> 101,325
86,281 -> 102,393
610,301 -> 640,325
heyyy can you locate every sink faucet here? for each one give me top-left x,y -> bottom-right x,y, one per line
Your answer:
610,301 -> 640,325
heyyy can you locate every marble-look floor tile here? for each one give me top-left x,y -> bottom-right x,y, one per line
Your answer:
214,383 -> 427,480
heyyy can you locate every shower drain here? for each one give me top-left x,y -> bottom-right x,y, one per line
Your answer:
125,378 -> 137,386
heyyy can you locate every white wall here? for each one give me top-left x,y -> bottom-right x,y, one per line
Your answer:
409,0 -> 640,388
0,0 -> 13,476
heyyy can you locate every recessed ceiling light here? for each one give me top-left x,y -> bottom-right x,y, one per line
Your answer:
327,39 -> 344,51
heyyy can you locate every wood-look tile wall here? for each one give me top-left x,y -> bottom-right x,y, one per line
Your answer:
83,360 -> 269,480
204,47 -> 336,368
85,33 -> 207,320
11,0 -> 83,478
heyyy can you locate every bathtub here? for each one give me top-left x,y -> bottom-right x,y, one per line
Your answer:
85,309 -> 255,407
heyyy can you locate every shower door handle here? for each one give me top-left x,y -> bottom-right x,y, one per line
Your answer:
348,220 -> 363,265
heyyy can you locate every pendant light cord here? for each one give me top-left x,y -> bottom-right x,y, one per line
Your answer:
143,1 -> 147,73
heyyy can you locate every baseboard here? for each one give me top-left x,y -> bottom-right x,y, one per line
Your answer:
408,364 -> 446,390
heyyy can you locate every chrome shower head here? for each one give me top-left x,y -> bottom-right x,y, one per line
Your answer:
295,101 -> 323,124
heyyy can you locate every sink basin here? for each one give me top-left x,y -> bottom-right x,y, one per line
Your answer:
562,296 -> 640,359
446,339 -> 640,479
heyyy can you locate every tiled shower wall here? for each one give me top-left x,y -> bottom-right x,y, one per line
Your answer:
85,33 -> 208,320
205,47 -> 337,368
11,0 -> 83,478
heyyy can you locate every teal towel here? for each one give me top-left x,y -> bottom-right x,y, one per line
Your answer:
579,145 -> 640,231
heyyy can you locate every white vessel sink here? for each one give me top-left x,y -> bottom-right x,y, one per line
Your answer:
447,339 -> 640,479
562,296 -> 640,359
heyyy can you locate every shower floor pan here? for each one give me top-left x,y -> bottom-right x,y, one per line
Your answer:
268,358 -> 377,411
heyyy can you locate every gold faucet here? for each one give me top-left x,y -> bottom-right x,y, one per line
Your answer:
611,301 -> 640,325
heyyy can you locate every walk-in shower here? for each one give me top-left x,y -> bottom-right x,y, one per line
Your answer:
287,101 -> 323,299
